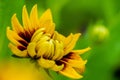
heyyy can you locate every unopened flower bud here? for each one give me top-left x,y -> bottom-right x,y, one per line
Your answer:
91,25 -> 109,42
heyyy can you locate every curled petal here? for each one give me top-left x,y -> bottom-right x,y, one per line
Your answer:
27,42 -> 37,58
59,65 -> 83,79
37,57 -> 55,68
43,42 -> 53,58
31,28 -> 45,41
8,43 -> 27,57
51,64 -> 64,71
36,35 -> 50,50
52,40 -> 64,60
37,41 -> 51,57
31,32 -> 44,42
44,39 -> 54,59
48,40 -> 55,59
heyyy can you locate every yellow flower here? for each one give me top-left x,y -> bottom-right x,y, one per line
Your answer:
6,4 -> 91,79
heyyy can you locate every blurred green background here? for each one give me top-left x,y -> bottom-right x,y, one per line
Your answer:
0,0 -> 120,80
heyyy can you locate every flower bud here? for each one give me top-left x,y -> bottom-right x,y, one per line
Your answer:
91,25 -> 109,42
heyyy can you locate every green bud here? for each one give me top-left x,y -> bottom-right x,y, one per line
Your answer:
91,25 -> 109,42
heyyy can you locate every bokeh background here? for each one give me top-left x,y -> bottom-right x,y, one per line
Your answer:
0,0 -> 120,80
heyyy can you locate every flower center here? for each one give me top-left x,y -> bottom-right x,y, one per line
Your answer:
28,28 -> 64,61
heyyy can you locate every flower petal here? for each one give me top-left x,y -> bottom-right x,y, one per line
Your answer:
6,27 -> 27,47
37,41 -> 51,57
22,5 -> 32,34
39,9 -> 55,34
27,42 -> 37,58
65,53 -> 82,60
42,20 -> 55,35
39,9 -> 52,24
52,40 -> 64,60
31,28 -> 45,42
51,64 -> 64,71
11,14 -> 24,33
52,31 -> 65,42
30,4 -> 39,30
8,43 -> 27,57
48,39 -> 55,59
31,31 -> 44,42
64,59 -> 87,68
37,57 -> 55,68
64,33 -> 81,55
74,67 -> 85,74
71,47 -> 91,55
64,33 -> 73,47
59,65 -> 83,79
61,53 -> 87,72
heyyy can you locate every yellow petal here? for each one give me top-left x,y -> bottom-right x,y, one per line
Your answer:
64,33 -> 73,47
48,39 -> 55,59
22,5 -> 32,34
36,35 -> 50,51
31,31 -> 43,42
74,66 -> 85,74
11,14 -> 24,33
59,65 -> 83,79
30,4 -> 39,30
8,43 -> 27,57
6,27 -> 27,47
37,57 -> 55,68
31,28 -> 45,41
42,42 -> 52,58
71,47 -> 91,55
52,31 -> 65,42
51,64 -> 64,71
64,33 -> 81,55
46,23 -> 55,35
65,59 -> 87,68
39,9 -> 53,24
39,9 -> 55,34
61,53 -> 87,74
67,53 -> 83,60
41,20 -> 55,35
61,53 -> 87,70
52,40 -> 64,60
27,42 -> 37,58
37,41 -> 51,57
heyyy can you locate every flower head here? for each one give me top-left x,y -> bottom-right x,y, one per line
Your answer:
6,4 -> 91,79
